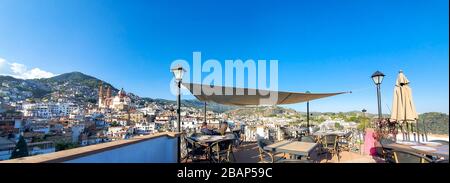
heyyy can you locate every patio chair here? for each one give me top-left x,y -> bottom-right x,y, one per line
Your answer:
232,130 -> 244,147
338,132 -> 352,152
183,137 -> 208,163
392,150 -> 432,163
322,134 -> 340,162
375,138 -> 395,163
281,128 -> 294,140
209,139 -> 236,163
257,139 -> 286,163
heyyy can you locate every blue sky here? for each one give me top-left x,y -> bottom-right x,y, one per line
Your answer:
0,0 -> 448,114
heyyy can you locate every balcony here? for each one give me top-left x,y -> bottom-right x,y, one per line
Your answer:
3,129 -> 445,163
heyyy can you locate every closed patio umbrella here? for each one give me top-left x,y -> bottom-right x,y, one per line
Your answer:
390,70 -> 419,141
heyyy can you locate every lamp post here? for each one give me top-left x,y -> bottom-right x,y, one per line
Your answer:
362,108 -> 367,129
361,108 -> 367,155
171,65 -> 185,163
371,71 -> 385,121
306,91 -> 311,134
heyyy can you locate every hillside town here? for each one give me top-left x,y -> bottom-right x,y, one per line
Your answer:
0,77 -> 226,160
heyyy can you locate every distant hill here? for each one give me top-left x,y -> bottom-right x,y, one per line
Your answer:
143,98 -> 236,113
0,72 -> 234,112
226,106 -> 299,118
418,112 -> 449,135
0,72 -> 119,105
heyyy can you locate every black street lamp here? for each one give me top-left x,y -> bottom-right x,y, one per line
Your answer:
362,108 -> 367,129
360,108 -> 367,154
371,71 -> 385,120
171,65 -> 185,163
306,91 -> 311,134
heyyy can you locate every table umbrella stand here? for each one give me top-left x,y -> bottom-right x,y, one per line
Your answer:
423,119 -> 428,142
407,122 -> 411,141
415,120 -> 419,143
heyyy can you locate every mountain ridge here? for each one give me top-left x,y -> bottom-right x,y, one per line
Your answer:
0,72 -> 234,112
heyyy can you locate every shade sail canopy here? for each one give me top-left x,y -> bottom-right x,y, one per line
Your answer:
182,83 -> 349,106
390,71 -> 418,123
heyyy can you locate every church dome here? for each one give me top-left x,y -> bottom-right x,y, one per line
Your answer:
118,88 -> 127,97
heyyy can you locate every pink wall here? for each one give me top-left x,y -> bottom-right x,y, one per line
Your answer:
364,128 -> 377,156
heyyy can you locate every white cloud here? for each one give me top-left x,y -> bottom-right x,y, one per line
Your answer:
0,57 -> 56,79
10,63 -> 27,74
23,68 -> 55,79
0,58 -> 5,66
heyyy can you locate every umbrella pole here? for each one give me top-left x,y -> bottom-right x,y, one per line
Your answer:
406,122 -> 411,141
406,122 -> 410,141
416,120 -> 419,143
421,119 -> 424,142
423,119 -> 428,142
399,123 -> 404,141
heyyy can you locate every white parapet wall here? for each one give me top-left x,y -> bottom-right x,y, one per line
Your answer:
1,132 -> 179,163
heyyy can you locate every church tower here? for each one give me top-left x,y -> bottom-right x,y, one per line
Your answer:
106,86 -> 112,98
98,82 -> 104,108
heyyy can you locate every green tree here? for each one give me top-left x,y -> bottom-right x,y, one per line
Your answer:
317,117 -> 326,123
110,121 -> 121,127
348,116 -> 358,122
10,136 -> 29,159
418,112 -> 449,135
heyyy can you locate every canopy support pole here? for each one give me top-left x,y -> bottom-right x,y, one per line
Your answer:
306,101 -> 310,135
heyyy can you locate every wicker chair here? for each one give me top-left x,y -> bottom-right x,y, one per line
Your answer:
257,139 -> 285,163
209,139 -> 236,163
375,138 -> 396,163
338,132 -> 353,152
322,134 -> 340,162
232,129 -> 246,148
183,137 -> 208,163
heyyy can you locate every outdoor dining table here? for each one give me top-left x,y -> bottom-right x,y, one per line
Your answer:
191,134 -> 236,145
383,141 -> 449,160
264,140 -> 318,159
